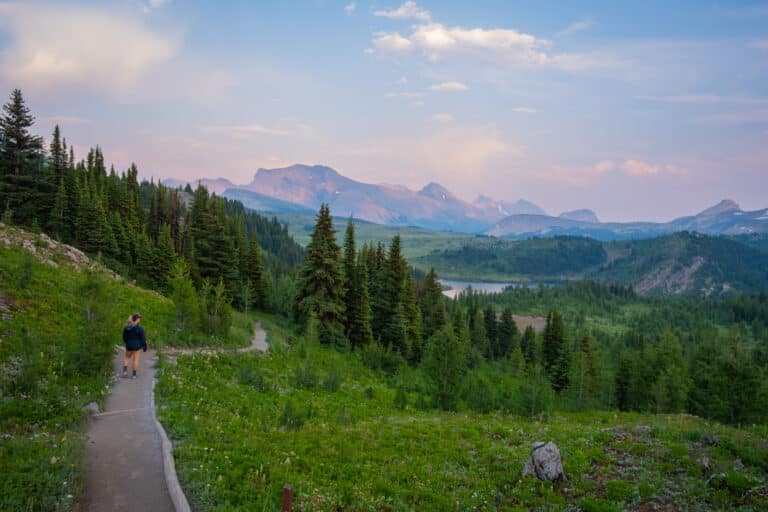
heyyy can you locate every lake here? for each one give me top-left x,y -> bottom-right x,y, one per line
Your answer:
439,279 -> 533,299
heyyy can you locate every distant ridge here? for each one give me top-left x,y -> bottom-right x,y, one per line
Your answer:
164,165 -> 766,239
165,164 -> 544,233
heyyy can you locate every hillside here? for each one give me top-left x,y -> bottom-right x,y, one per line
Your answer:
488,200 -> 768,240
414,232 -> 768,295
0,224 -> 179,511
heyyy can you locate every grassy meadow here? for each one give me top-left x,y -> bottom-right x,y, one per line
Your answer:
156,314 -> 768,511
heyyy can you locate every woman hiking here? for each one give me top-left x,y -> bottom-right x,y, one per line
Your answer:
122,313 -> 147,379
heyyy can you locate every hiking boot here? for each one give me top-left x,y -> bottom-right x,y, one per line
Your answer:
131,374 -> 137,380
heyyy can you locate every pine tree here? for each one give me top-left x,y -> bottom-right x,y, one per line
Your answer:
341,220 -> 373,349
0,89 -> 46,224
419,268 -> 447,340
49,177 -> 69,239
422,323 -> 467,411
0,89 -> 43,176
293,203 -> 345,346
168,260 -> 199,332
521,325 -> 537,365
377,236 -> 409,354
497,307 -> 519,359
542,311 -> 565,375
403,271 -> 422,362
483,304 -> 498,359
246,235 -> 269,310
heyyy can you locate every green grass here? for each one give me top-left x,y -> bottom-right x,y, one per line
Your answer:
157,314 -> 768,511
276,213 -> 478,259
0,226 -> 253,511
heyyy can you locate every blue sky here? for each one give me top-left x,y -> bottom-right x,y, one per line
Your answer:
0,0 -> 766,221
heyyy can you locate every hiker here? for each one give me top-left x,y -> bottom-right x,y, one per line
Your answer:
122,313 -> 147,379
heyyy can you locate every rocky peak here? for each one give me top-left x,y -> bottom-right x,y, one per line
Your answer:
559,209 -> 599,223
698,199 -> 740,217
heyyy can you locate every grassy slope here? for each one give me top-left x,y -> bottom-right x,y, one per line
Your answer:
0,225 -> 251,511
414,232 -> 768,294
157,314 -> 768,512
275,213 -> 478,259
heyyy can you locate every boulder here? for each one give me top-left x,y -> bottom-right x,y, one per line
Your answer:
522,441 -> 567,481
83,402 -> 100,415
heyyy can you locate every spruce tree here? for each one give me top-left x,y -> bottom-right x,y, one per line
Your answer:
521,325 -> 536,365
0,89 -> 46,224
341,220 -> 373,349
483,304 -> 498,359
293,203 -> 345,346
419,268 -> 447,340
422,323 -> 467,411
497,307 -> 519,359
246,235 -> 269,310
0,89 -> 43,176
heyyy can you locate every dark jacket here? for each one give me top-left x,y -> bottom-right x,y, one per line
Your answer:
123,323 -> 147,352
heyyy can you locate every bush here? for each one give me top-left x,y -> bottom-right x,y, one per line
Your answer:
239,360 -> 267,391
294,360 -> 317,389
322,365 -> 343,392
279,400 -> 305,431
579,497 -> 622,512
604,479 -> 634,501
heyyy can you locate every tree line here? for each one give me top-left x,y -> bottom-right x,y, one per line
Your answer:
0,89 -> 304,338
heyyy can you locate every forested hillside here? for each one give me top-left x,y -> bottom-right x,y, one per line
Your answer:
0,89 -> 304,319
415,232 -> 768,294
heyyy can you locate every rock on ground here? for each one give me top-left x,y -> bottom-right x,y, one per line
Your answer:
523,441 -> 567,482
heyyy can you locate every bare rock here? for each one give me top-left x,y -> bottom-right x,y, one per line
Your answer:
522,441 -> 567,482
83,402 -> 100,415
697,457 -> 711,472
706,435 -> 720,446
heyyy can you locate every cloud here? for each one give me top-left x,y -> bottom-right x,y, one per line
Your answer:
372,20 -> 555,65
751,39 -> 768,50
665,164 -> 688,175
431,81 -> 468,91
43,116 -> 91,127
0,3 -> 179,95
594,160 -> 615,173
621,159 -> 660,176
397,75 -> 408,85
642,94 -> 768,105
594,159 -> 687,177
556,18 -> 594,37
697,110 -> 768,123
344,3 -> 356,15
200,124 -> 290,137
511,107 -> 536,113
372,32 -> 413,52
432,113 -> 455,122
143,0 -> 171,14
374,1 -> 431,22
385,91 -> 424,98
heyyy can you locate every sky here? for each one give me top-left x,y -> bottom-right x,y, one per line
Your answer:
0,0 -> 766,222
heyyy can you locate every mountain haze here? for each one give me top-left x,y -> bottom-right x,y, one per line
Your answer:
164,165 -> 767,239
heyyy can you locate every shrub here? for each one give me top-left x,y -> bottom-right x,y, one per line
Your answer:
579,497 -> 622,512
239,360 -> 267,391
322,365 -> 343,392
294,360 -> 317,389
279,400 -> 304,430
604,480 -> 634,502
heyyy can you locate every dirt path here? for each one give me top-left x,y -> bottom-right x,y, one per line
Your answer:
78,349 -> 174,512
164,321 -> 269,362
78,322 -> 268,511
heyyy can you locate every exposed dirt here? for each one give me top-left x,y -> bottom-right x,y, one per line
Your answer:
634,256 -> 705,295
513,315 -> 547,332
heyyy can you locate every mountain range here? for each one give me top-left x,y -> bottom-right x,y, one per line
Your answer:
163,164 -> 768,240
